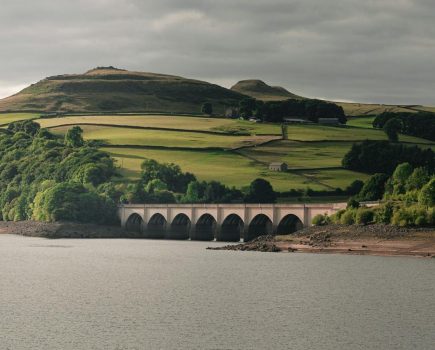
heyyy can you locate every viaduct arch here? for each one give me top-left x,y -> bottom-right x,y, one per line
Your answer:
119,203 -> 345,242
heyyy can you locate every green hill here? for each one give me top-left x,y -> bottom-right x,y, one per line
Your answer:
230,79 -> 303,101
0,67 -> 246,114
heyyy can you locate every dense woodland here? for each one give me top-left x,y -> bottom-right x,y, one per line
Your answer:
373,111 -> 435,141
0,120 -> 278,224
342,140 -> 435,174
238,98 -> 346,123
313,162 -> 435,227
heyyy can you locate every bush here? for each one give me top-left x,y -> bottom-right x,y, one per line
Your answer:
340,210 -> 355,225
418,178 -> 435,207
312,214 -> 330,226
330,209 -> 345,224
391,205 -> 429,227
355,208 -> 374,225
347,198 -> 360,209
374,201 -> 394,224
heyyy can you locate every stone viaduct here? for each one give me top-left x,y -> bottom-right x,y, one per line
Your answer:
118,203 -> 345,242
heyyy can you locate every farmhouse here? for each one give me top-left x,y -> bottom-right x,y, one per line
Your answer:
269,162 -> 288,172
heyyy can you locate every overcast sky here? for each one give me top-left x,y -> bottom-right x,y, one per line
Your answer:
0,0 -> 434,105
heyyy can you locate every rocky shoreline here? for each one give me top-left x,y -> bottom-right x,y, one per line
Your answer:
208,224 -> 435,258
0,221 -> 129,239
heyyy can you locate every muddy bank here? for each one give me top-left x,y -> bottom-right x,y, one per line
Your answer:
208,224 -> 435,258
0,220 -> 130,239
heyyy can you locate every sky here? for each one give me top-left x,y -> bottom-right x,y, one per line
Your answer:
0,0 -> 434,105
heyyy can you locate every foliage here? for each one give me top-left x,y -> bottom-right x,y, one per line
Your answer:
181,180 -> 243,203
201,102 -> 213,115
0,122 -> 117,223
419,178 -> 435,207
374,201 -> 394,224
347,198 -> 360,209
405,167 -> 430,191
357,173 -> 389,201
244,178 -> 277,203
239,98 -> 345,123
373,111 -> 435,141
383,118 -> 401,142
355,208 -> 374,225
342,140 -> 435,175
64,126 -> 84,147
340,210 -> 355,225
140,159 -> 196,193
312,214 -> 330,226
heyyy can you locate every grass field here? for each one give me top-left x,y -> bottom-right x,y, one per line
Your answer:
347,116 -> 375,129
49,125 -> 279,149
3,112 -> 433,195
238,141 -> 353,169
0,113 -> 38,125
103,147 -> 367,191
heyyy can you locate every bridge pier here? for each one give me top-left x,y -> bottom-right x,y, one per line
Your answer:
120,203 -> 345,242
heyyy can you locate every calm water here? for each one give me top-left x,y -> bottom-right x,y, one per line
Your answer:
0,235 -> 434,350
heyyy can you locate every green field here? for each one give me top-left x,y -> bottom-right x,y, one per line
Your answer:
347,116 -> 375,129
103,147 -> 366,191
3,112 -> 433,195
0,113 -> 38,125
36,115 -> 282,135
49,125 -> 279,149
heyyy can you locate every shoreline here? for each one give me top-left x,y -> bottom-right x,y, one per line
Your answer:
1,221 -> 435,258
208,225 -> 435,258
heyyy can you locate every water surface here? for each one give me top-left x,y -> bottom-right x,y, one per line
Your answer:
1,235 -> 434,349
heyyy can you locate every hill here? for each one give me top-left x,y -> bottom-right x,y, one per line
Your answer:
230,79 -> 303,101
0,67 -> 246,114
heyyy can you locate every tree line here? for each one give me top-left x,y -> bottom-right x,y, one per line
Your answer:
373,111 -> 435,141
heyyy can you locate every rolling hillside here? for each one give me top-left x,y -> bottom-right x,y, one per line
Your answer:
230,79 -> 303,101
0,67 -> 246,114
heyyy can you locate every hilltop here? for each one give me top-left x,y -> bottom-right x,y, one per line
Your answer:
231,79 -> 303,101
0,67 -> 246,114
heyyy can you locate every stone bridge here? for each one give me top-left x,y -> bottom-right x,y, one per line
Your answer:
119,203 -> 345,242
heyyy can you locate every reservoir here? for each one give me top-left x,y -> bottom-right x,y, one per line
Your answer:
1,235 -> 434,349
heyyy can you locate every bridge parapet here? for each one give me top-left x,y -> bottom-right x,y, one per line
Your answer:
119,203 -> 345,242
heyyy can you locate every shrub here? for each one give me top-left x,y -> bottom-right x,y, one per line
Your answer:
340,210 -> 355,225
355,208 -> 374,225
391,205 -> 428,227
374,201 -> 394,224
418,178 -> 435,207
312,214 -> 330,226
330,209 -> 345,224
347,198 -> 360,209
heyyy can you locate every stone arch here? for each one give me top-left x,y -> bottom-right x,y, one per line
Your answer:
125,213 -> 144,234
168,213 -> 191,240
246,214 -> 273,242
192,214 -> 217,241
218,214 -> 244,242
146,213 -> 167,239
276,214 -> 303,235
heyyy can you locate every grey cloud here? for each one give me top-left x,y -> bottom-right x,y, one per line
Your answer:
0,0 -> 434,105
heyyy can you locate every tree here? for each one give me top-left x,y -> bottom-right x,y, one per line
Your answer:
383,118 -> 401,142
201,102 -> 213,115
65,126 -> 84,147
405,167 -> 430,191
183,181 -> 203,203
419,178 -> 435,207
357,173 -> 389,201
244,178 -> 276,203
391,162 -> 413,195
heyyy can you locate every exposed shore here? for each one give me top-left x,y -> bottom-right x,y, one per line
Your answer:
0,221 -> 128,239
208,224 -> 435,258
1,221 -> 435,258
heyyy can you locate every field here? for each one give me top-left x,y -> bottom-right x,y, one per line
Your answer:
0,113 -> 38,125
2,112 -> 433,194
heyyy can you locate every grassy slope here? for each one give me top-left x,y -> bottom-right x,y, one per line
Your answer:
49,125 -> 278,149
0,67 -> 245,114
2,112 -> 433,194
0,113 -> 39,125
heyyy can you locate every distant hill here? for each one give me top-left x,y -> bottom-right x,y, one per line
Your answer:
230,79 -> 304,101
0,67 -> 246,114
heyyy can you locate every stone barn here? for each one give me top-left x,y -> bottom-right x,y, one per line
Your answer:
269,162 -> 288,172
